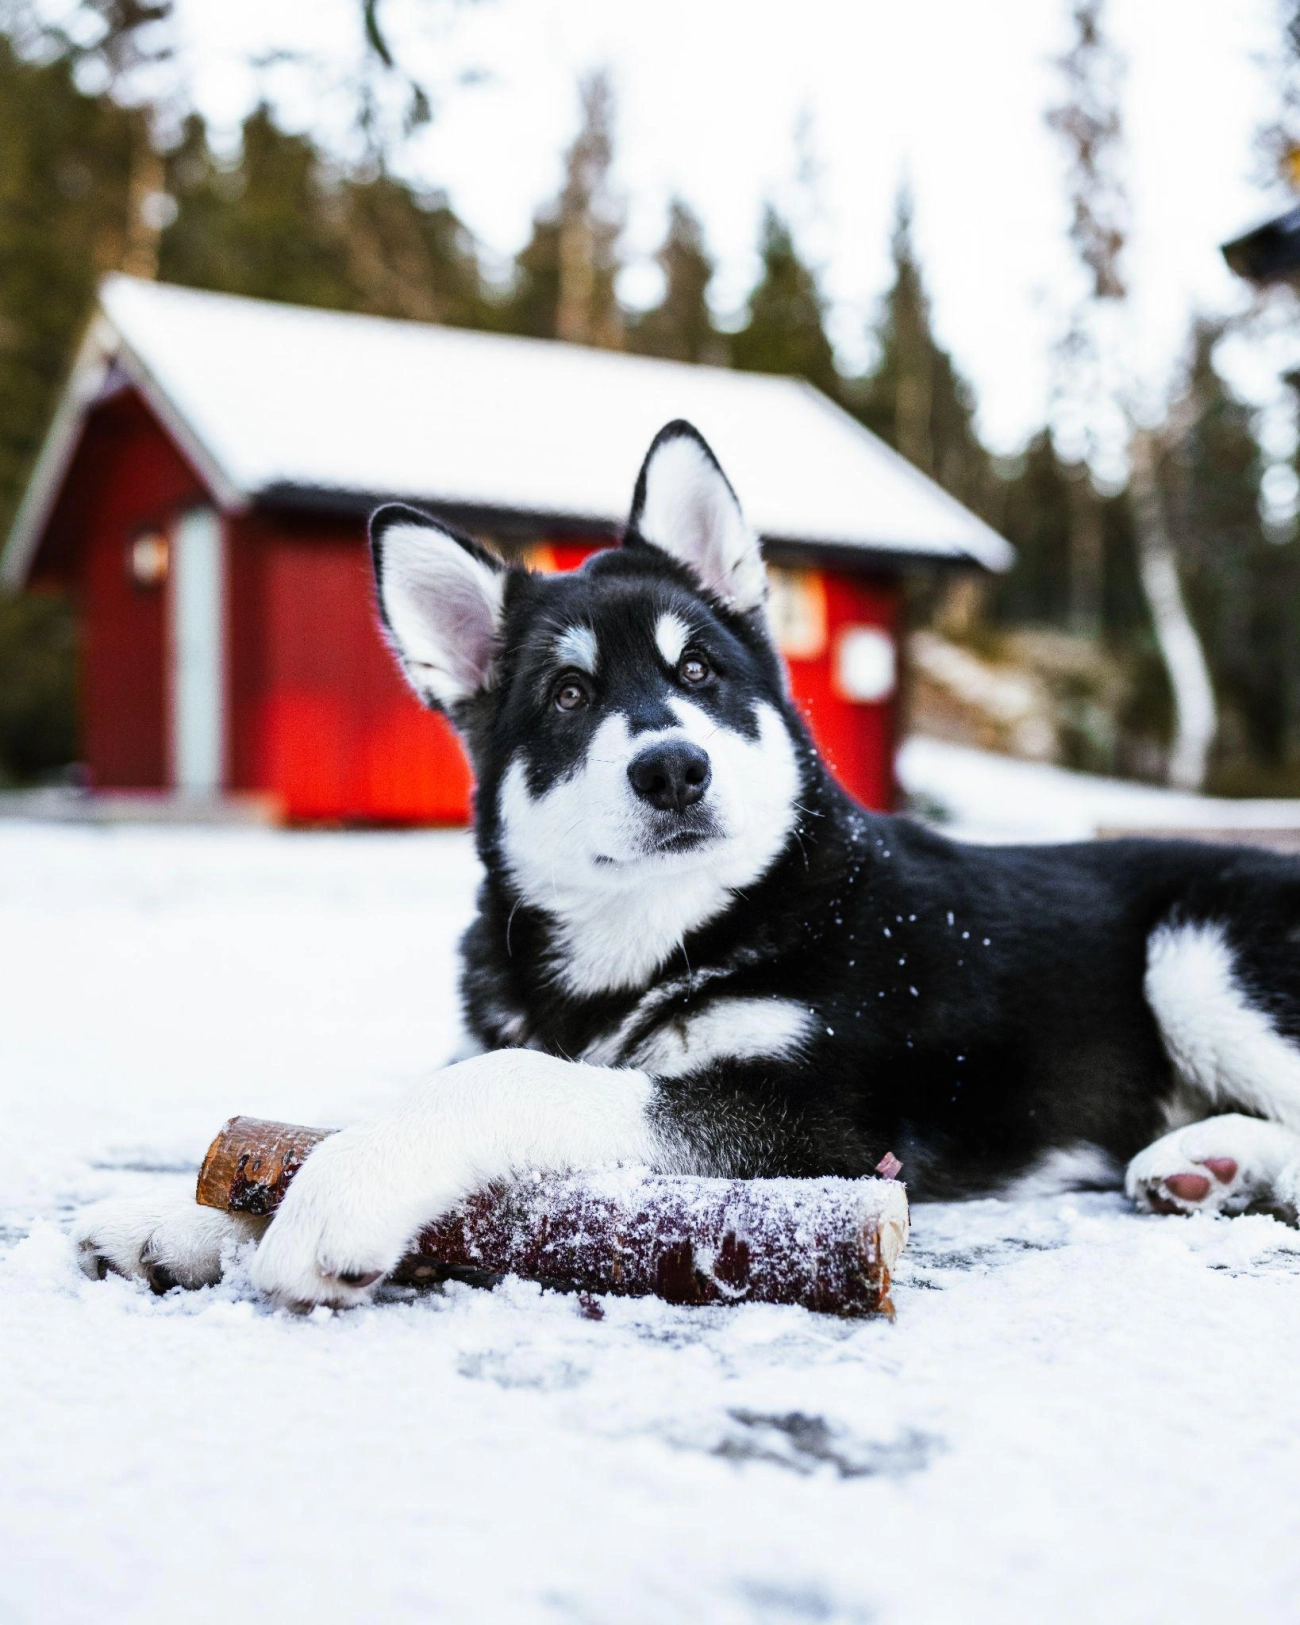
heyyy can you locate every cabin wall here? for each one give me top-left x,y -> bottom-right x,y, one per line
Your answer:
226,511 -> 471,821
780,569 -> 901,811
39,394 -> 208,790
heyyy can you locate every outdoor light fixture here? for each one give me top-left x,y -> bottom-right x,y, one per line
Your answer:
128,528 -> 170,588
834,625 -> 897,704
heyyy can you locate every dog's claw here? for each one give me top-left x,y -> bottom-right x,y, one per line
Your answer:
337,1269 -> 383,1289
145,1261 -> 179,1295
77,1241 -> 111,1281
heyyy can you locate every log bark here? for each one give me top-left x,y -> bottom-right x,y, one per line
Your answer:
196,1115 -> 909,1318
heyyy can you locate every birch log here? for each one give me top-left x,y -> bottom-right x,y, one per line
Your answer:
196,1115 -> 909,1317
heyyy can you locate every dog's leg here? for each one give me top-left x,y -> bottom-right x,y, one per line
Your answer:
1145,920 -> 1300,1131
73,1192 -> 268,1291
1125,1112 -> 1300,1218
248,1050 -> 664,1309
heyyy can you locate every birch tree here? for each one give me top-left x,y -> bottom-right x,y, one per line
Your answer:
1048,0 -> 1216,789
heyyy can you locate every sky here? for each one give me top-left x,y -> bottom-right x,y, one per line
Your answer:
158,0 -> 1291,462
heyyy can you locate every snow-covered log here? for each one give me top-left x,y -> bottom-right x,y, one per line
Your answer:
196,1115 -> 909,1317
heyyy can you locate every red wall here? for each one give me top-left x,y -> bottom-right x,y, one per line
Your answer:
785,571 -> 901,812
226,512 -> 469,821
37,393 -> 208,789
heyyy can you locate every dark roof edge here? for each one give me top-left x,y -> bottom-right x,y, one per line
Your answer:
1222,204 -> 1300,285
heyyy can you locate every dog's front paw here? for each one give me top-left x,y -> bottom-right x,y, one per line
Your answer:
248,1125 -> 452,1310
246,1050 -> 657,1310
73,1192 -> 266,1292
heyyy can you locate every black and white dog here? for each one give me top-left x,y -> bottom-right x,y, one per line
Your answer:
77,421 -> 1300,1307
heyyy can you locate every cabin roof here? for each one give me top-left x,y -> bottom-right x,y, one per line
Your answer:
2,275 -> 1013,587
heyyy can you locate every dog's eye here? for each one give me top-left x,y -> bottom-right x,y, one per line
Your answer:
554,679 -> 588,712
678,653 -> 711,685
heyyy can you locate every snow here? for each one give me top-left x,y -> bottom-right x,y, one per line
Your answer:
900,734 -> 1300,843
5,811 -> 1300,1622
0,277 -> 1013,591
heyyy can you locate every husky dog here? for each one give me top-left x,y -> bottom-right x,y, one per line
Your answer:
77,421 -> 1300,1307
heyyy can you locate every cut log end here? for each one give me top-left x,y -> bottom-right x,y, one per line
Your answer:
196,1115 -> 330,1216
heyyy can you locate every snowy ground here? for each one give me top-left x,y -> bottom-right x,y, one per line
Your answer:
899,735 -> 1300,843
5,760 -> 1300,1623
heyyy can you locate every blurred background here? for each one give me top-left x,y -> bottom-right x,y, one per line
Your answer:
5,0 -> 1300,808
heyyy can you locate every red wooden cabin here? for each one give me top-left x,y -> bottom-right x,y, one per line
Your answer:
2,279 -> 1010,822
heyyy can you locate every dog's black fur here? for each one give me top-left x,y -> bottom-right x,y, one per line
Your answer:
371,421 -> 1300,1201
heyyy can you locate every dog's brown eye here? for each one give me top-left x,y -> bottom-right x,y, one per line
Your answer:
554,679 -> 587,712
679,654 -> 711,685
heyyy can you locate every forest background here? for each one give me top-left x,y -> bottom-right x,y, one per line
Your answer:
4,0 -> 1300,798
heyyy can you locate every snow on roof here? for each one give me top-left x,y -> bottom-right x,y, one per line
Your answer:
3,276 -> 1012,586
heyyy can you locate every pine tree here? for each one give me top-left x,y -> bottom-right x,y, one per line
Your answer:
849,189 -> 993,518
0,35 -> 139,535
627,199 -> 720,363
0,36 -> 141,779
988,433 -> 1076,626
158,106 -> 353,308
729,206 -> 839,396
335,172 -> 487,327
508,71 -> 624,347
158,111 -> 488,326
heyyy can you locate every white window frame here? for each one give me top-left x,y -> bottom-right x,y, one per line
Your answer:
169,506 -> 225,795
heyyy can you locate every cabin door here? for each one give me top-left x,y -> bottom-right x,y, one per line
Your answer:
169,506 -> 224,794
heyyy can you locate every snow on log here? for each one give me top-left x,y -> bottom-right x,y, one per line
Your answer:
196,1115 -> 909,1317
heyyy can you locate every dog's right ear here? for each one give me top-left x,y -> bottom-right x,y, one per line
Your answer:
369,504 -> 509,710
624,421 -> 767,615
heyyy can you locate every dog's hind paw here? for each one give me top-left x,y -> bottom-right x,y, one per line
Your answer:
73,1192 -> 267,1292
1125,1113 -> 1300,1220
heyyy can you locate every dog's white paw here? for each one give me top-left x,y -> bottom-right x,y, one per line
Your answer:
248,1123 -> 457,1310
247,1050 -> 657,1310
73,1192 -> 267,1292
1126,1113 -> 1300,1218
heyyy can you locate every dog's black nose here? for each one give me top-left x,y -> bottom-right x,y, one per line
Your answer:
627,740 -> 712,812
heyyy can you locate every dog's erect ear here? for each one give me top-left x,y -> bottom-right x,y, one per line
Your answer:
624,421 -> 767,614
369,504 -> 508,710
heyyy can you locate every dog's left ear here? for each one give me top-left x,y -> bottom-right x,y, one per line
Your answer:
625,421 -> 767,614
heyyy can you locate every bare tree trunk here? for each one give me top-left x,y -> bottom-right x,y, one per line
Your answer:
1129,428 -> 1217,790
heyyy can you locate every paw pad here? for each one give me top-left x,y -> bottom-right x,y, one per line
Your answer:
1199,1157 -> 1238,1184
1163,1172 -> 1211,1203
1140,1151 -> 1245,1215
